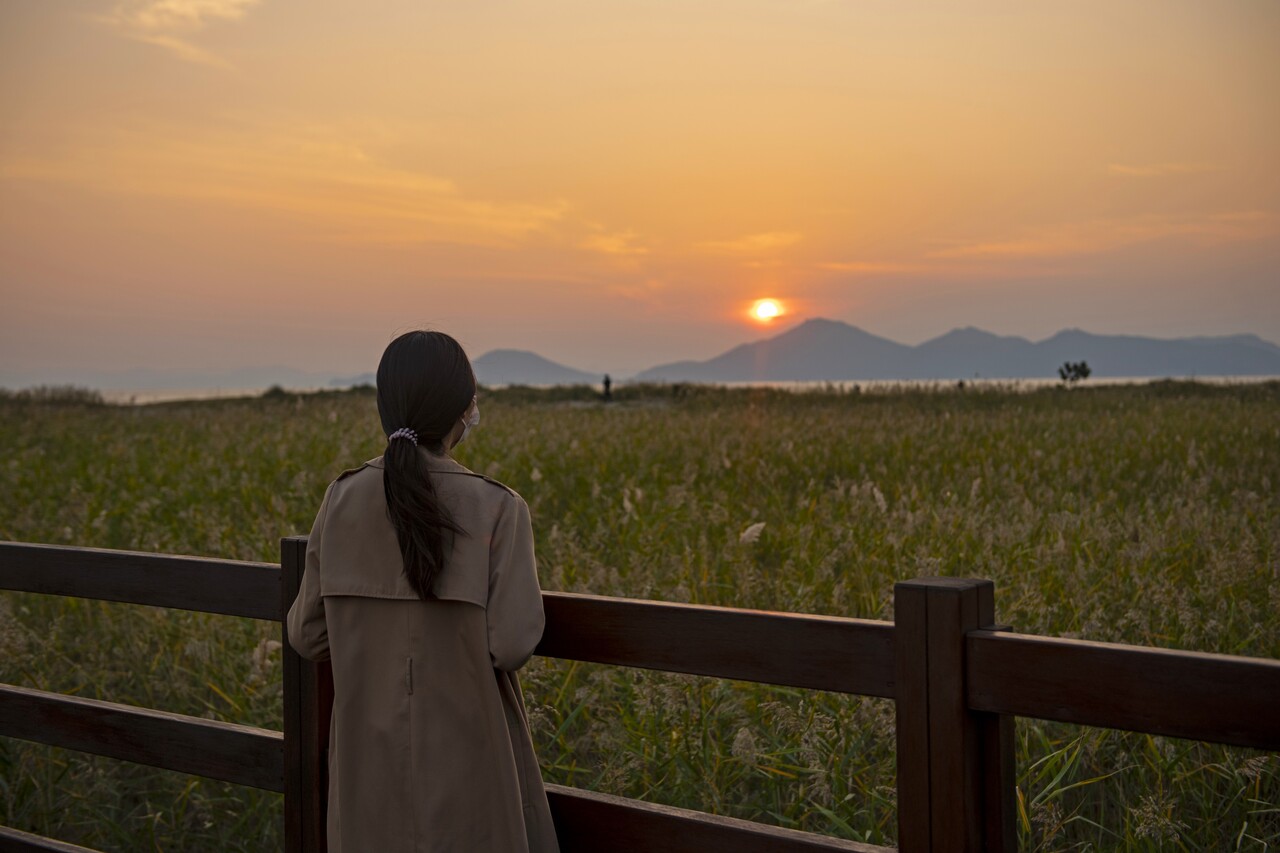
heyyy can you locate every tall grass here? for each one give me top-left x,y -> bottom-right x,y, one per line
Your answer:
0,382 -> 1276,850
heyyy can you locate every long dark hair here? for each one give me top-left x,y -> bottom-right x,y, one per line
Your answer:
376,330 -> 476,599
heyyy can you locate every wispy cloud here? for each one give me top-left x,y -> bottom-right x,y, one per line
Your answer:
697,231 -> 802,253
580,229 -> 649,256
607,278 -> 670,302
930,211 -> 1279,260
1107,162 -> 1222,178
817,260 -> 933,274
102,0 -> 262,68
2,120 -> 570,246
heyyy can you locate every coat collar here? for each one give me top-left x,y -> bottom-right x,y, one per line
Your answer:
364,449 -> 476,477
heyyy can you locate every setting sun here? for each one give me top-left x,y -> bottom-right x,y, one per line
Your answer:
1,1 -> 1277,382
750,299 -> 783,322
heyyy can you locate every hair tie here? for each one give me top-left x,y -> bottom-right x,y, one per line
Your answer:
387,427 -> 418,446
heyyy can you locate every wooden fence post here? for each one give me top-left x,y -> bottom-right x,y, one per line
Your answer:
894,578 -> 1015,853
282,535 -> 333,853
974,593 -> 1016,853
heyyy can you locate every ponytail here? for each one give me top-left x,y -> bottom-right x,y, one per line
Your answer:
376,330 -> 476,600
383,435 -> 464,599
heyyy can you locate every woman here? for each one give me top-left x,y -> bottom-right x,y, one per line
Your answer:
287,330 -> 559,853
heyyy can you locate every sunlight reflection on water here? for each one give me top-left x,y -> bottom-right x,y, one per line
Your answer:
97,375 -> 1278,404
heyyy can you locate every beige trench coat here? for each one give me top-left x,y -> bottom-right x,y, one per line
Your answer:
286,451 -> 560,853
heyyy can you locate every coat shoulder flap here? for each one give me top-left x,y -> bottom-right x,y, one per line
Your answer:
435,468 -> 518,496
429,471 -> 519,609
334,461 -> 373,483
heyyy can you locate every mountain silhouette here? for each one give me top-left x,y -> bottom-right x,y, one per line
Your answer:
911,326 -> 1036,378
472,349 -> 598,386
635,318 -> 1280,382
637,318 -> 913,381
1028,329 -> 1280,378
325,320 -> 1280,388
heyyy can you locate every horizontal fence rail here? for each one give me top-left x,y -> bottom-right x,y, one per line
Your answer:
545,785 -> 892,853
0,825 -> 101,853
537,592 -> 897,697
0,541 -> 280,621
0,684 -> 284,792
966,629 -> 1280,751
4,539 -> 1280,853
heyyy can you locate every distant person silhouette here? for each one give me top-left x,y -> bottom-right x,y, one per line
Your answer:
602,374 -> 613,402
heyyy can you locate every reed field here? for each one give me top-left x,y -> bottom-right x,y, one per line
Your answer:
1,381 -> 1277,851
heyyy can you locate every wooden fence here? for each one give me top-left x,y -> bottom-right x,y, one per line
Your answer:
1,538 -> 1277,852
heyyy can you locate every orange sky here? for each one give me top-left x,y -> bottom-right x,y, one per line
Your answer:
2,0 -> 1278,382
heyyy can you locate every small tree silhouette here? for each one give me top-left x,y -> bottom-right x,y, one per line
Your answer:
1057,361 -> 1092,385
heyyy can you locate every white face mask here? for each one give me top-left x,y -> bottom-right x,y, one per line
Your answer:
457,401 -> 480,445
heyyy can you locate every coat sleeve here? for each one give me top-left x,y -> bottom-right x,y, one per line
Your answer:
487,492 -> 545,671
286,483 -> 334,662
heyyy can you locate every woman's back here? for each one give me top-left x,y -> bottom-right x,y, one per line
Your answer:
287,450 -> 558,852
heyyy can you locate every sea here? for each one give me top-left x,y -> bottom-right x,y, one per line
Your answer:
97,375 -> 1279,405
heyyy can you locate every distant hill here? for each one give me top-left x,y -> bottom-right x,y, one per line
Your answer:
635,318 -> 1280,382
636,318 -> 913,381
17,321 -> 1273,395
1030,329 -> 1280,378
472,350 -> 598,386
0,364 -> 336,392
330,372 -> 374,387
329,350 -> 599,388
911,326 -> 1042,379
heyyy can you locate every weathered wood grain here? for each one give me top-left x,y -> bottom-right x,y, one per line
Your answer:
281,536 -> 330,853
9,533 -> 1278,852
0,826 -> 100,853
546,784 -> 893,853
538,592 -> 896,697
0,684 -> 283,792
0,541 -> 279,621
974,593 -> 1016,853
893,580 -> 931,853
895,578 -> 1014,853
967,630 -> 1280,751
